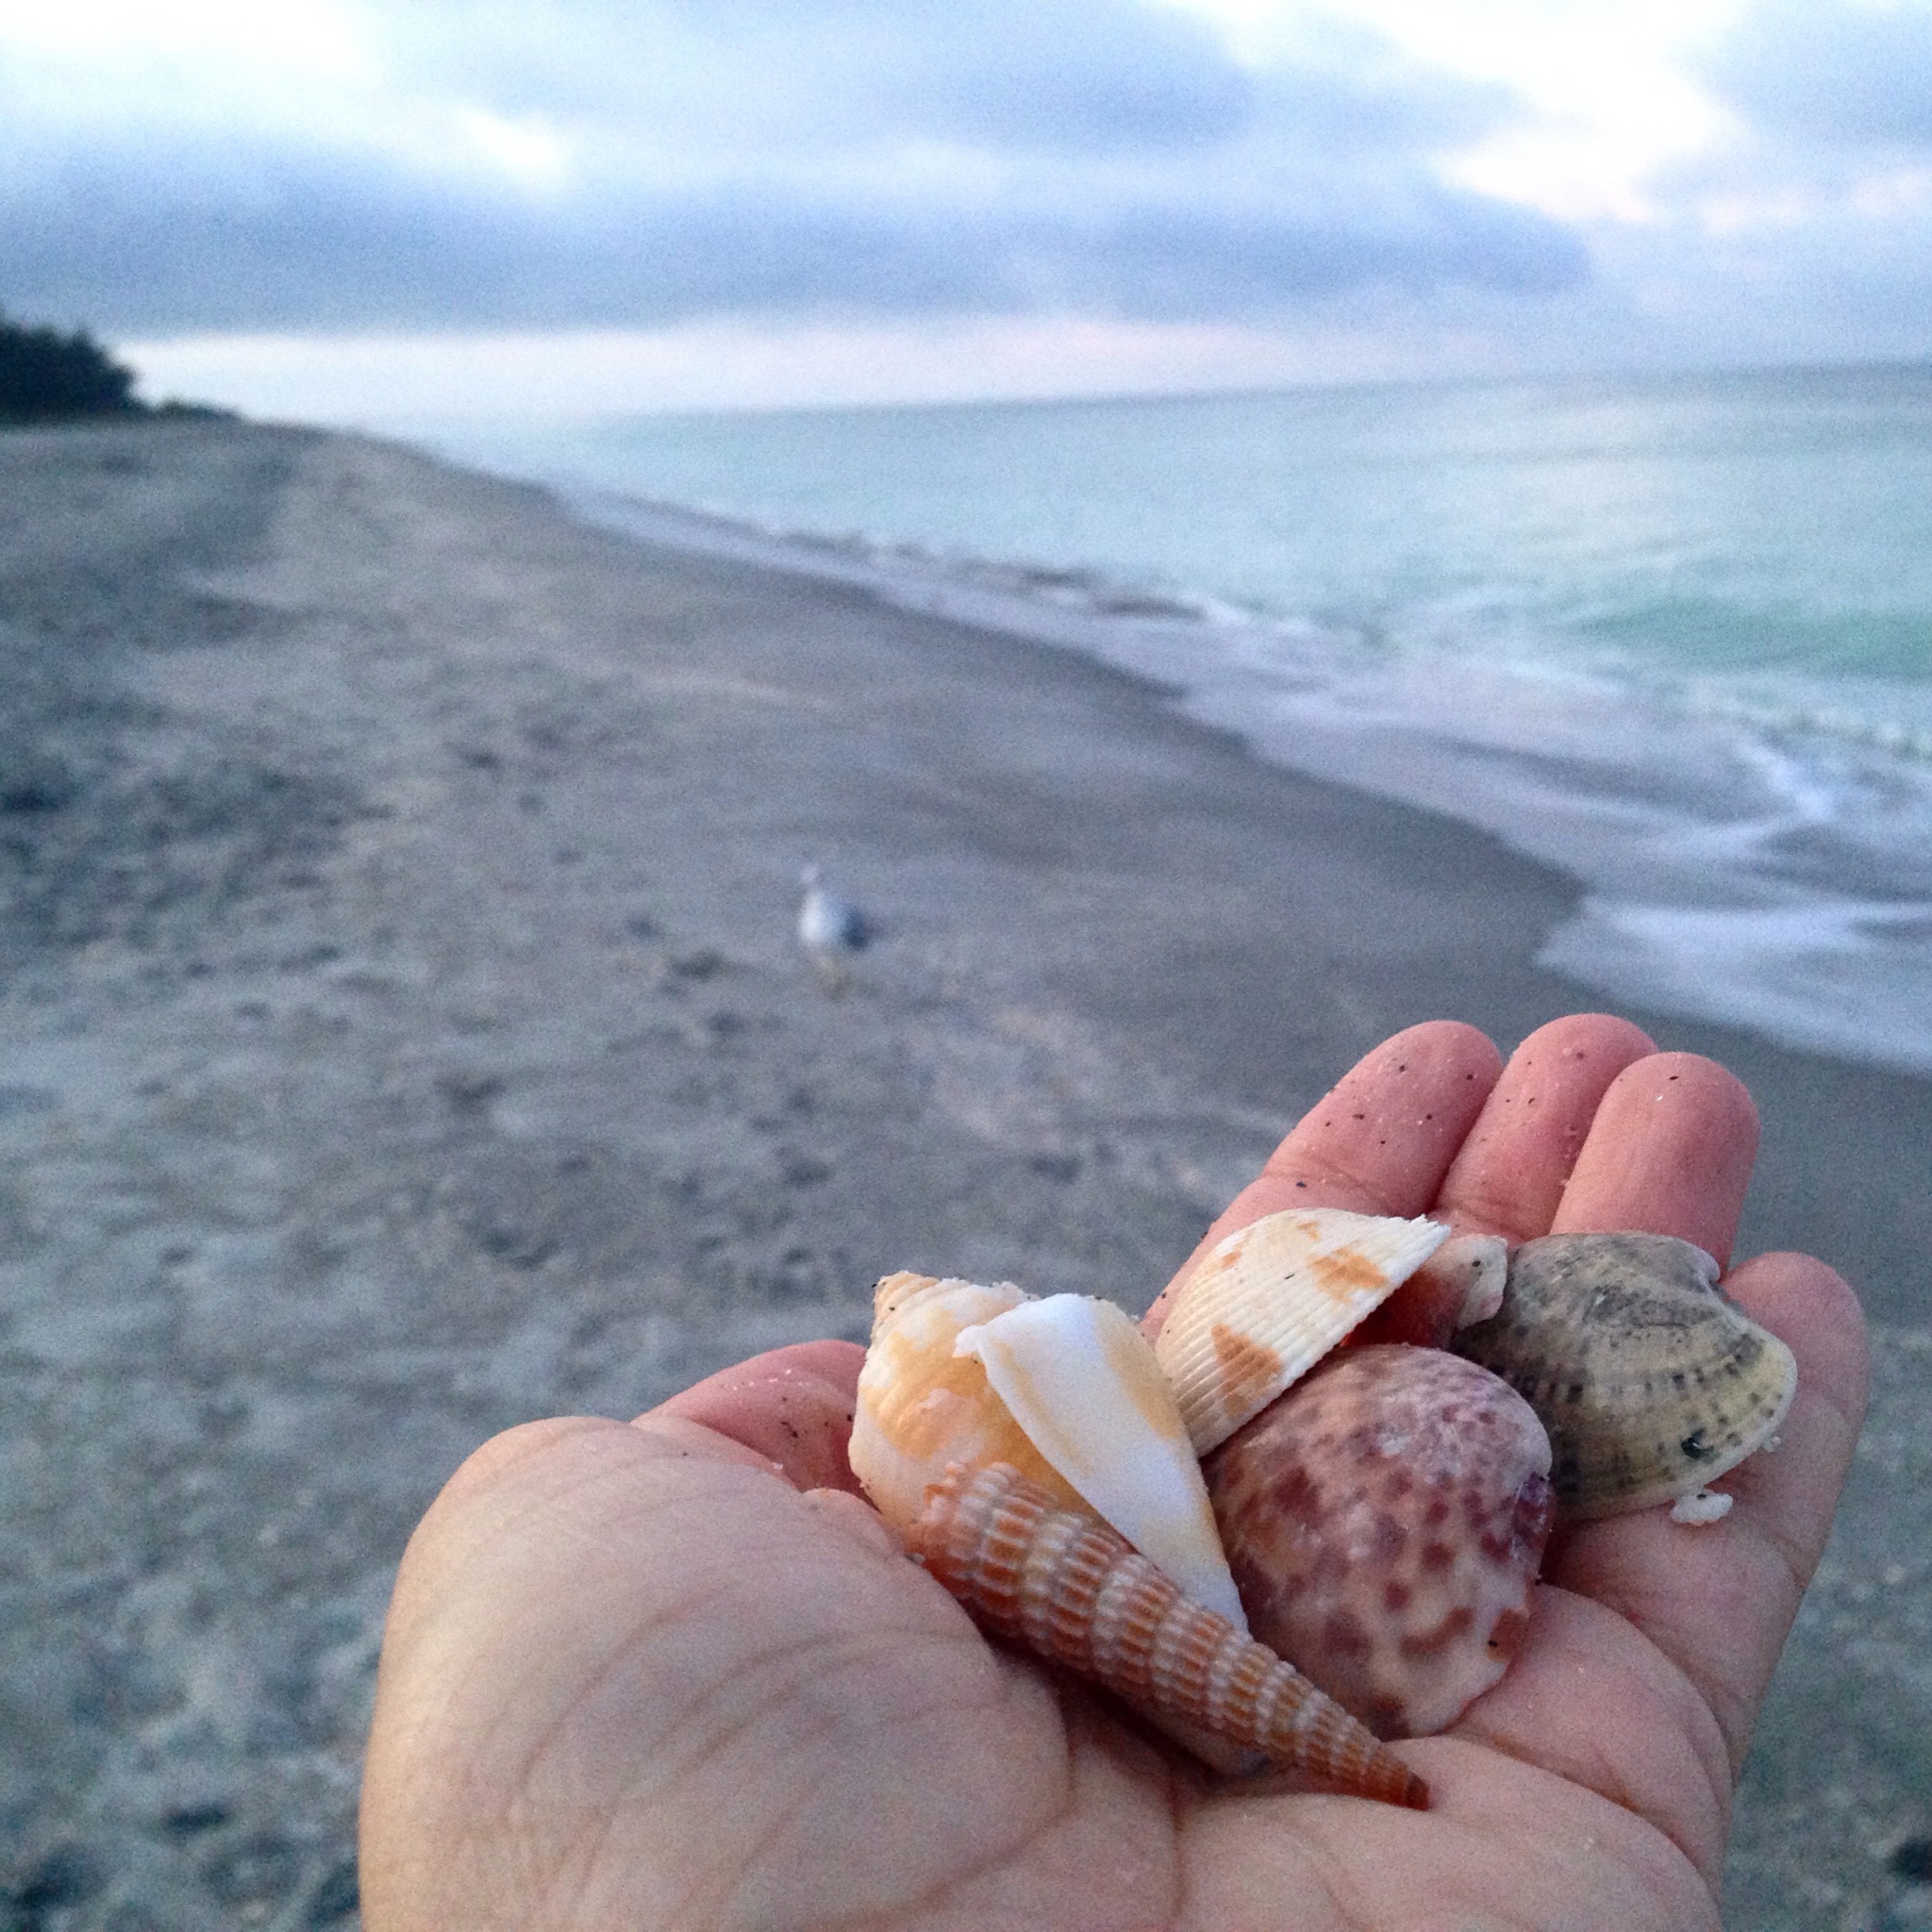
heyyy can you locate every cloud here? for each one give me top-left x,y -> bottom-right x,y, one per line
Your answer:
4,144 -> 1584,335
0,0 -> 1584,337
1699,0 -> 1932,150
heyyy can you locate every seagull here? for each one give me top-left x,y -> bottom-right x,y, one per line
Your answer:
797,864 -> 871,991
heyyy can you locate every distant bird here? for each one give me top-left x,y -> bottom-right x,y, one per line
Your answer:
797,864 -> 871,990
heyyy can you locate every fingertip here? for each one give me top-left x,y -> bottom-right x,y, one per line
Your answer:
1435,1013 -> 1659,1239
1503,1011 -> 1658,1069
1562,1012 -> 1661,1057
646,1341 -> 867,1493
1376,1019 -> 1507,1087
1259,1019 -> 1504,1201
1143,1022 -> 1503,1338
1554,1052 -> 1760,1267
1724,1250 -> 1870,1438
761,1337 -> 867,1397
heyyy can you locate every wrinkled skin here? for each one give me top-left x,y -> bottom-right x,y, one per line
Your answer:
360,1015 -> 1868,1931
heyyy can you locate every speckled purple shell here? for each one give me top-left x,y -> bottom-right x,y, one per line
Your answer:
1203,1343 -> 1554,1740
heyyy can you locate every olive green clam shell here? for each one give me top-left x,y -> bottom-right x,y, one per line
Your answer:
1452,1232 -> 1797,1519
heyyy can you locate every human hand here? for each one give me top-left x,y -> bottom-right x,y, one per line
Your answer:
358,1015 -> 1868,1930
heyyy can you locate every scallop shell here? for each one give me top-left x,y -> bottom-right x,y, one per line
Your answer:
1452,1231 -> 1798,1519
909,1459 -> 1428,1808
1154,1208 -> 1450,1456
1205,1344 -> 1554,1739
956,1294 -> 1244,1628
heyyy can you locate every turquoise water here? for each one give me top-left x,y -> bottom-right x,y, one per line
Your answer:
419,365 -> 1932,1074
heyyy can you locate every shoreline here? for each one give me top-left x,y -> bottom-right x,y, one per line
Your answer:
419,394 -> 1932,1088
0,417 -> 1924,1929
480,440 -> 1932,1325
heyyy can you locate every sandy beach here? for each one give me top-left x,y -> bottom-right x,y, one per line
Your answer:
1,418 -> 1925,1930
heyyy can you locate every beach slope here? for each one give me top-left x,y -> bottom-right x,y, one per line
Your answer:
0,421 -> 1924,1928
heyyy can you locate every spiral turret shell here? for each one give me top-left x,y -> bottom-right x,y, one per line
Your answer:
908,1460 -> 1429,1809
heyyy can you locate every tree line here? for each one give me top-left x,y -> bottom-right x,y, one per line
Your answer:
1,311 -> 155,425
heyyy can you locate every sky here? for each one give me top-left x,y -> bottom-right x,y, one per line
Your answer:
4,0 -> 1931,417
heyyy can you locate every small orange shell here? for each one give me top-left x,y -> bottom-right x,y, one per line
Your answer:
848,1274 -> 1085,1532
908,1461 -> 1429,1809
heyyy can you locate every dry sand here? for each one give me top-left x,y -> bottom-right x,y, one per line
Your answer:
0,418 -> 1925,1931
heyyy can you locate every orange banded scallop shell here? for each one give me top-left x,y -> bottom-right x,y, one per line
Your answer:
908,1460 -> 1429,1809
1154,1208 -> 1450,1456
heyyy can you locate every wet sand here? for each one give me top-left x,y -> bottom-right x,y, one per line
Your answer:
0,418 -> 1925,1929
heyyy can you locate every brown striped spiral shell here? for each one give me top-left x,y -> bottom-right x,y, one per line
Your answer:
908,1460 -> 1429,1809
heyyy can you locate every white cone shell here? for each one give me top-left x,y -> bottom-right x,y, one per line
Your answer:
1156,1208 -> 1450,1455
956,1294 -> 1247,1630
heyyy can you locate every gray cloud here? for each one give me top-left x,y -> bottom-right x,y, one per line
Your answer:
1700,1 -> 1932,149
4,145 -> 1582,335
406,0 -> 1272,154
0,0 -> 1583,337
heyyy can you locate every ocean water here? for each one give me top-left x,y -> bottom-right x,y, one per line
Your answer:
415,365 -> 1932,1076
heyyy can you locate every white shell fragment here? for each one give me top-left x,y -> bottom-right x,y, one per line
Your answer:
1155,1208 -> 1451,1455
1670,1488 -> 1735,1526
1433,1233 -> 1510,1329
957,1294 -> 1246,1629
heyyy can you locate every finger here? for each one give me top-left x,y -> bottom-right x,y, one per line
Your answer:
640,1340 -> 866,1493
1431,1014 -> 1657,1240
1546,1252 -> 1869,1778
1143,1022 -> 1502,1336
1550,1053 -> 1759,1269
1353,1015 -> 1657,1347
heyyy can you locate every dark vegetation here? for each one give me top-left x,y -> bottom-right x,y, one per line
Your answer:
0,309 -> 228,425
0,311 -> 140,423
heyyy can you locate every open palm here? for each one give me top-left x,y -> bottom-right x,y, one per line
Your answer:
359,1015 -> 1867,1931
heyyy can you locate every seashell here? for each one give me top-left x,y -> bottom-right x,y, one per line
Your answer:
1154,1208 -> 1450,1457
851,1276 -> 1245,1628
1452,1231 -> 1798,1519
1440,1233 -> 1510,1328
955,1294 -> 1245,1628
908,1459 -> 1428,1808
1205,1344 -> 1554,1739
1670,1488 -> 1734,1526
848,1273 -> 1086,1534
1345,1231 -> 1509,1351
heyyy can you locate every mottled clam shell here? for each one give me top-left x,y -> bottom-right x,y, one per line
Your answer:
1453,1231 -> 1798,1519
956,1293 -> 1245,1628
909,1459 -> 1428,1807
1205,1345 -> 1554,1739
1154,1208 -> 1450,1456
848,1274 -> 1085,1532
